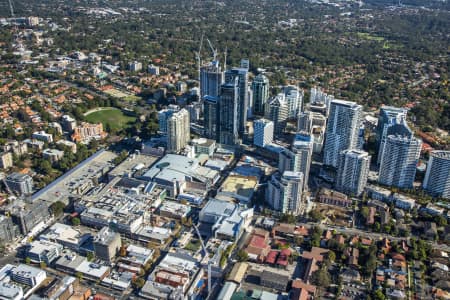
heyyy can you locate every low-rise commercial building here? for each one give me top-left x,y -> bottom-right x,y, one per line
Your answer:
11,264 -> 46,287
55,252 -> 110,282
140,252 -> 203,300
25,240 -> 63,264
159,201 -> 191,220
316,188 -> 352,208
199,198 -> 253,241
134,225 -> 172,244
140,154 -> 219,197
40,223 -> 91,252
43,148 -> 65,163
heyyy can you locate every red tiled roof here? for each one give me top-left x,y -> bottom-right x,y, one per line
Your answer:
249,235 -> 267,249
266,250 -> 278,264
391,253 -> 406,261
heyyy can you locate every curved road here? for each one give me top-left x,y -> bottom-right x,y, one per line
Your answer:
83,106 -> 120,116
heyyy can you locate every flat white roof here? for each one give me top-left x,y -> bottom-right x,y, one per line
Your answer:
75,261 -> 109,279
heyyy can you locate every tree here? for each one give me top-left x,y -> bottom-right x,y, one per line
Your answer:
25,257 -> 31,264
280,213 -> 296,224
38,160 -> 53,175
72,217 -> 81,226
132,277 -> 145,289
50,201 -> 66,217
311,267 -> 331,287
236,250 -> 248,262
75,272 -> 83,281
40,261 -> 47,269
86,252 -> 95,261
373,289 -> 386,300
309,209 -> 324,222
328,250 -> 336,262
361,206 -> 369,219
362,253 -> 377,277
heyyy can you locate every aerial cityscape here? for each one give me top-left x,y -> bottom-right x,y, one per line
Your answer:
0,0 -> 449,300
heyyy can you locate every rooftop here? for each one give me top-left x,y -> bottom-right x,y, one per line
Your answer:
40,223 -> 88,245
142,154 -> 219,185
219,175 -> 258,199
31,149 -> 117,203
108,153 -> 158,178
12,264 -> 46,280
94,227 -> 119,245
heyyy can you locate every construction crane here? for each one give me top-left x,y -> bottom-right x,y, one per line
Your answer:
195,33 -> 204,83
8,0 -> 14,17
206,38 -> 217,61
193,224 -> 212,295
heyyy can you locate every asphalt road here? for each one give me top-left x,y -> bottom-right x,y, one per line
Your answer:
298,221 -> 450,252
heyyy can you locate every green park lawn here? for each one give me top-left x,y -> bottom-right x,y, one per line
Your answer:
84,108 -> 135,131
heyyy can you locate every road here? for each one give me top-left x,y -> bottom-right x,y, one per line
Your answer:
297,221 -> 450,252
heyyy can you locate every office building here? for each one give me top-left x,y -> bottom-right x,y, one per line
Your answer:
61,115 -> 77,132
186,101 -> 201,122
298,111 -> 313,133
423,150 -> 450,199
378,134 -> 422,189
0,216 -> 19,243
0,152 -> 13,169
40,223 -> 91,252
240,59 -> 250,69
283,86 -> 303,119
25,240 -> 63,264
265,94 -> 288,134
247,86 -> 253,119
323,100 -> 362,168
199,198 -> 253,241
336,149 -> 371,196
203,95 -> 219,140
267,171 -> 304,215
200,61 -> 223,99
11,264 -> 46,287
225,68 -> 249,136
147,64 -> 160,75
251,74 -> 270,115
279,132 -> 313,191
9,201 -> 50,235
376,106 -> 408,146
377,114 -> 411,164
309,87 -> 334,116
42,148 -> 64,163
32,131 -> 53,143
0,281 -> 23,300
167,109 -> 190,153
128,61 -> 142,72
253,119 -> 274,147
158,107 -> 179,134
5,173 -> 33,196
218,82 -> 239,145
191,138 -> 216,157
93,227 -> 122,263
